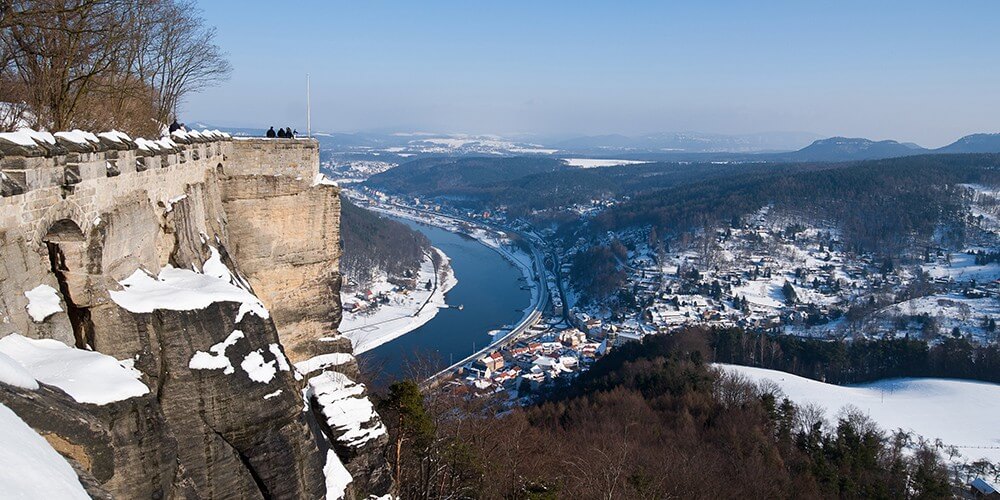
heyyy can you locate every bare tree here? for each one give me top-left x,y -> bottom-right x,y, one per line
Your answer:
0,0 -> 230,135
138,0 -> 231,126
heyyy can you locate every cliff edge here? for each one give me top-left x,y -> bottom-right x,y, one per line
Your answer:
0,129 -> 389,498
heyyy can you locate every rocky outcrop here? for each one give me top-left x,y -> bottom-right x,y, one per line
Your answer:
0,381 -> 179,498
220,170 -> 343,363
0,131 -> 390,499
138,301 -> 325,498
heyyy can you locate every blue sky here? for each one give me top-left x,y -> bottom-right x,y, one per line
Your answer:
187,1 -> 1000,147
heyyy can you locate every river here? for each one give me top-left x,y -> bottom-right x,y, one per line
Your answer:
359,217 -> 531,379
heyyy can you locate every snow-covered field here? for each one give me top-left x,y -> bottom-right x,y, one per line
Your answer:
923,252 -> 1000,283
341,248 -> 457,354
562,158 -> 649,168
719,364 -> 1000,463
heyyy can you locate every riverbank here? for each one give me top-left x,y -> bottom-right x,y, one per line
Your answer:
340,247 -> 457,354
368,205 -> 540,319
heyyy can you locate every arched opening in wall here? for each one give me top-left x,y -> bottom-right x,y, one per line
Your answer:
216,163 -> 225,176
44,219 -> 86,242
43,219 -> 93,349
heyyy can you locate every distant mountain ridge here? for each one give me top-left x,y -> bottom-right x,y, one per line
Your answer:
781,137 -> 929,161
777,133 -> 1000,162
554,131 -> 822,153
195,121 -> 1000,163
936,133 -> 1000,154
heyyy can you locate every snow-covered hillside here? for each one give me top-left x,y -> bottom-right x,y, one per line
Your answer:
561,158 -> 650,168
719,364 -> 1000,463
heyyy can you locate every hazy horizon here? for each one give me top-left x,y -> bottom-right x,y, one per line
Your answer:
187,1 -> 1000,148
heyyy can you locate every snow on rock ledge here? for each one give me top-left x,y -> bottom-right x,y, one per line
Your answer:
0,334 -> 148,405
109,262 -> 268,324
308,370 -> 387,448
24,284 -> 63,323
0,351 -> 39,390
189,330 -> 244,374
0,402 -> 90,499
294,352 -> 355,376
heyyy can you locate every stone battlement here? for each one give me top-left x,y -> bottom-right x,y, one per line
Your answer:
0,131 -> 319,245
0,129 -> 319,199
0,129 -> 336,358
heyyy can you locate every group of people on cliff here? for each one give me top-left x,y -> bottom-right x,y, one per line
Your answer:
266,126 -> 297,138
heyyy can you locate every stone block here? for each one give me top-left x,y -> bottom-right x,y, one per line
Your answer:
105,160 -> 120,178
1,171 -> 26,197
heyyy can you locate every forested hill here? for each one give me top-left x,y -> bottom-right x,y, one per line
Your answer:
365,156 -> 567,198
780,137 -> 926,161
365,155 -> 828,214
937,133 -> 1000,154
381,329 -> 954,498
340,196 -> 430,286
592,153 -> 1000,254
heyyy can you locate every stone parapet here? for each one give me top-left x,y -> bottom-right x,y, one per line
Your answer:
0,130 -> 236,197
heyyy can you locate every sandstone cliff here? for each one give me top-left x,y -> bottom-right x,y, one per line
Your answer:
0,129 -> 389,499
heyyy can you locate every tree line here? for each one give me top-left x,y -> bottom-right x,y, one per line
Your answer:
1,0 -> 230,135
373,331 -> 964,499
711,326 -> 1000,385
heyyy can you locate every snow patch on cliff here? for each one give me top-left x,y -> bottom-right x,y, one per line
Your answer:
189,330 -> 244,374
0,334 -> 149,405
240,349 -> 277,383
110,263 -> 268,323
269,343 -> 291,372
324,449 -> 353,500
24,284 -> 62,322
0,351 -> 39,390
294,352 -> 355,375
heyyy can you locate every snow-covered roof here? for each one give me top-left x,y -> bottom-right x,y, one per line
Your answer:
971,477 -> 998,495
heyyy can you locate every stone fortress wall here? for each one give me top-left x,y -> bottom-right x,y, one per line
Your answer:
0,131 -> 339,360
0,128 -> 389,498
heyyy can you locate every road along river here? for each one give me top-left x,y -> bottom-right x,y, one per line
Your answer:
359,217 -> 532,379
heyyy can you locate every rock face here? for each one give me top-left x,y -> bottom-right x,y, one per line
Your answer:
220,170 -> 343,363
0,132 -> 389,498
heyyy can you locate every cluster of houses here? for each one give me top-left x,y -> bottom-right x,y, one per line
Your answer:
458,325 -> 609,397
556,210 -> 1000,346
341,281 -> 409,315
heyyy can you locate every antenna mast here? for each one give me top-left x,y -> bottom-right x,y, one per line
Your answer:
306,73 -> 312,138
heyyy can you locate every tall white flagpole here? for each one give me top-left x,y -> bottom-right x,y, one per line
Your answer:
307,73 -> 312,138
